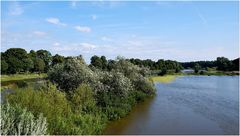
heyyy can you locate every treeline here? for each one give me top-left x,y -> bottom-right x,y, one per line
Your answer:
1,48 -> 239,75
1,48 -> 64,74
181,57 -> 239,71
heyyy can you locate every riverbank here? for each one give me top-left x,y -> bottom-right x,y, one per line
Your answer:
150,75 -> 178,83
1,73 -> 47,91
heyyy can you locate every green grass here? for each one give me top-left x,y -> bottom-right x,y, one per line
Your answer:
150,75 -> 178,83
1,73 -> 47,91
1,73 -> 47,82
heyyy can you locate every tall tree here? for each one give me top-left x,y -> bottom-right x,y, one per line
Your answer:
36,50 -> 52,72
4,48 -> 29,73
34,58 -> 45,73
216,57 -> 231,71
90,55 -> 103,69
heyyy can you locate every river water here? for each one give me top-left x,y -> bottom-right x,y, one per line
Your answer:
104,76 -> 239,135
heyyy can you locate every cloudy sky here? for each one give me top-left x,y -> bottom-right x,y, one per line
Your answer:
1,1 -> 239,63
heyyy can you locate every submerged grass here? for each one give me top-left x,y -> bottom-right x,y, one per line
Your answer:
150,75 -> 177,83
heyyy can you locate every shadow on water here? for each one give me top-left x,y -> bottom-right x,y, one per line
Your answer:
103,96 -> 155,134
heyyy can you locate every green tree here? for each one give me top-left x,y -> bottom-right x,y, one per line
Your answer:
216,57 -> 231,71
36,50 -> 52,72
101,56 -> 108,70
1,59 -> 8,74
4,48 -> 28,73
34,58 -> 45,73
90,55 -> 103,69
23,58 -> 34,72
52,54 -> 64,66
194,63 -> 201,73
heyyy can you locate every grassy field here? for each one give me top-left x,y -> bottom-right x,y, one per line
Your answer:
1,73 -> 47,82
150,75 -> 178,83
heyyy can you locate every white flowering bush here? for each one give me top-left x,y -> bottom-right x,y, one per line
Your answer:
48,56 -> 96,92
93,70 -> 133,97
112,57 -> 155,95
1,103 -> 48,135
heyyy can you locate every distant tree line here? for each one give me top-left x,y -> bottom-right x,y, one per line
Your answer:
1,48 -> 64,74
1,48 -> 239,74
181,57 -> 239,71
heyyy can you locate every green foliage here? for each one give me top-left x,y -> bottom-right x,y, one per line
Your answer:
70,84 -> 96,113
158,68 -> 167,76
93,70 -> 133,97
194,63 -> 201,73
15,80 -> 28,88
90,55 -> 108,70
1,103 -> 47,135
6,82 -> 107,135
4,48 -> 29,74
6,83 -> 71,134
231,58 -> 239,71
48,56 -> 95,92
1,59 -> 8,74
129,58 -> 183,71
23,58 -> 34,72
52,54 -> 64,66
216,57 -> 231,71
34,58 -> 45,73
36,50 -> 52,72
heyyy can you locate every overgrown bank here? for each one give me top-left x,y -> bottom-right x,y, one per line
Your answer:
1,56 -> 155,135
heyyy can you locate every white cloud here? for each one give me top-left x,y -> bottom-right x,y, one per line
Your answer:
46,18 -> 66,26
74,26 -> 91,33
8,2 -> 24,16
101,36 -> 112,41
52,42 -> 96,52
81,43 -> 96,50
91,15 -> 97,20
33,31 -> 47,36
53,42 -> 60,46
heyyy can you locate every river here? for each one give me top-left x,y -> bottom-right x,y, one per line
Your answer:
104,76 -> 239,135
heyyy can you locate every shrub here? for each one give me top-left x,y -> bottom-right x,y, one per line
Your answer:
6,82 -> 106,135
1,103 -> 47,135
70,84 -> 96,114
112,58 -> 155,95
93,70 -> 133,97
48,57 -> 96,92
158,68 -> 167,76
6,82 -> 72,134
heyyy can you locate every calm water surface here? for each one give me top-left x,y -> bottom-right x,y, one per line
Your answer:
104,76 -> 239,135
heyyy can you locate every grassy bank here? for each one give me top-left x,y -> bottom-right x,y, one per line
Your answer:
1,73 -> 47,82
150,75 -> 178,83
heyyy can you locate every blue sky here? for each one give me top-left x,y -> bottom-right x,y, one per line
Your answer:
1,1 -> 239,62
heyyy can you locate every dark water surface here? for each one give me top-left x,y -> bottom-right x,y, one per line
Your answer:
104,76 -> 239,135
